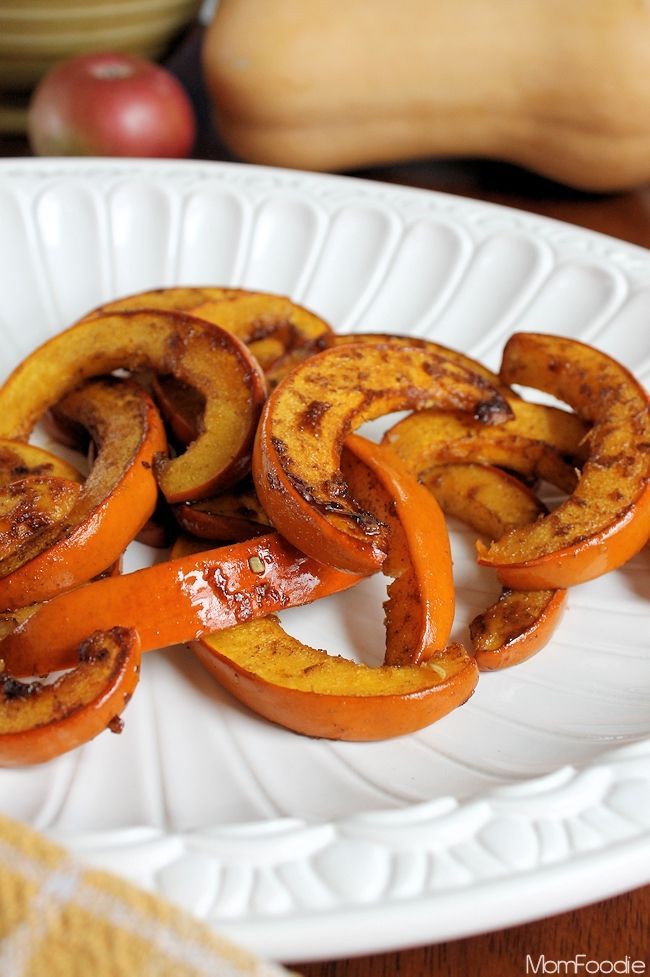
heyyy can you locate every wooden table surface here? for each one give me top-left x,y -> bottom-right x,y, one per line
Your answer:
1,24 -> 649,977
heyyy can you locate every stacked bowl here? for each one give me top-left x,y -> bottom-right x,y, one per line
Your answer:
0,0 -> 202,130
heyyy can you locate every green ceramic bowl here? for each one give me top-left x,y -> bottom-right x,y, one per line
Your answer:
0,0 -> 203,94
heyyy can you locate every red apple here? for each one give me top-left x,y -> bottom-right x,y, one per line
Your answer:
27,52 -> 196,159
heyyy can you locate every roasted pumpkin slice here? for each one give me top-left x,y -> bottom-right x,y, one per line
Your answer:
469,589 -> 567,670
264,346 -> 329,390
190,290 -> 332,363
87,285 -> 332,352
193,436 -> 473,740
253,340 -> 511,574
0,309 -> 266,503
132,289 -> 332,445
0,627 -> 140,766
324,332 -> 513,395
0,532 -> 363,677
418,463 -> 545,541
193,619 -> 477,742
0,439 -> 83,487
328,333 -> 589,463
0,475 -> 81,562
421,462 -> 566,669
173,479 -> 271,542
342,435 -> 455,663
86,286 -> 245,316
384,407 -> 581,494
0,378 -> 167,610
477,333 -> 650,588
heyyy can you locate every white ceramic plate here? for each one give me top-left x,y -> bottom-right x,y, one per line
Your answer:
0,159 -> 648,964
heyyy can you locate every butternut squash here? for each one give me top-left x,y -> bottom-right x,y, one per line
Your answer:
203,0 -> 650,191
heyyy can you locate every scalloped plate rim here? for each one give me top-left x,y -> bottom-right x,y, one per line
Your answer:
0,157 -> 648,964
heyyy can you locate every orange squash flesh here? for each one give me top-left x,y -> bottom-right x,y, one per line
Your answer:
0,476 -> 81,562
88,285 -> 333,352
327,333 -> 590,463
264,345 -> 330,390
86,286 -> 245,316
342,435 -> 455,664
479,487 -> 650,590
141,289 -> 332,445
0,379 -> 167,611
253,340 -> 512,574
87,286 -> 332,443
324,332 -> 513,395
419,462 -> 566,669
193,620 -> 477,741
0,439 -> 84,487
0,532 -> 363,677
383,407 -> 581,494
0,627 -> 140,766
148,374 -> 205,447
0,308 -> 266,503
193,436 -> 472,740
189,290 -> 332,359
173,480 -> 271,542
478,333 -> 650,588
418,463 -> 546,541
469,589 -> 567,671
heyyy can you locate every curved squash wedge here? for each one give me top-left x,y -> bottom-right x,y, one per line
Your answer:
193,436 -> 474,740
0,532 -> 363,677
0,379 -> 166,610
477,334 -> 650,588
0,309 -> 266,503
253,340 -> 511,574
194,620 -> 476,742
0,627 -> 140,766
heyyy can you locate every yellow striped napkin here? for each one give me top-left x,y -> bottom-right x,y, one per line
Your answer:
0,813 -> 295,977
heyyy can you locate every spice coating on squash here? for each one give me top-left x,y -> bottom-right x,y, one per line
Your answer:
478,334 -> 650,588
253,340 -> 511,573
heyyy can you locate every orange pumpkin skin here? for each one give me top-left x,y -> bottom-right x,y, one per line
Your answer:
470,589 -> 568,670
0,532 -> 363,678
0,380 -> 167,610
0,627 -> 140,767
478,333 -> 650,589
253,340 -> 511,575
193,619 -> 478,742
479,485 -> 650,590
